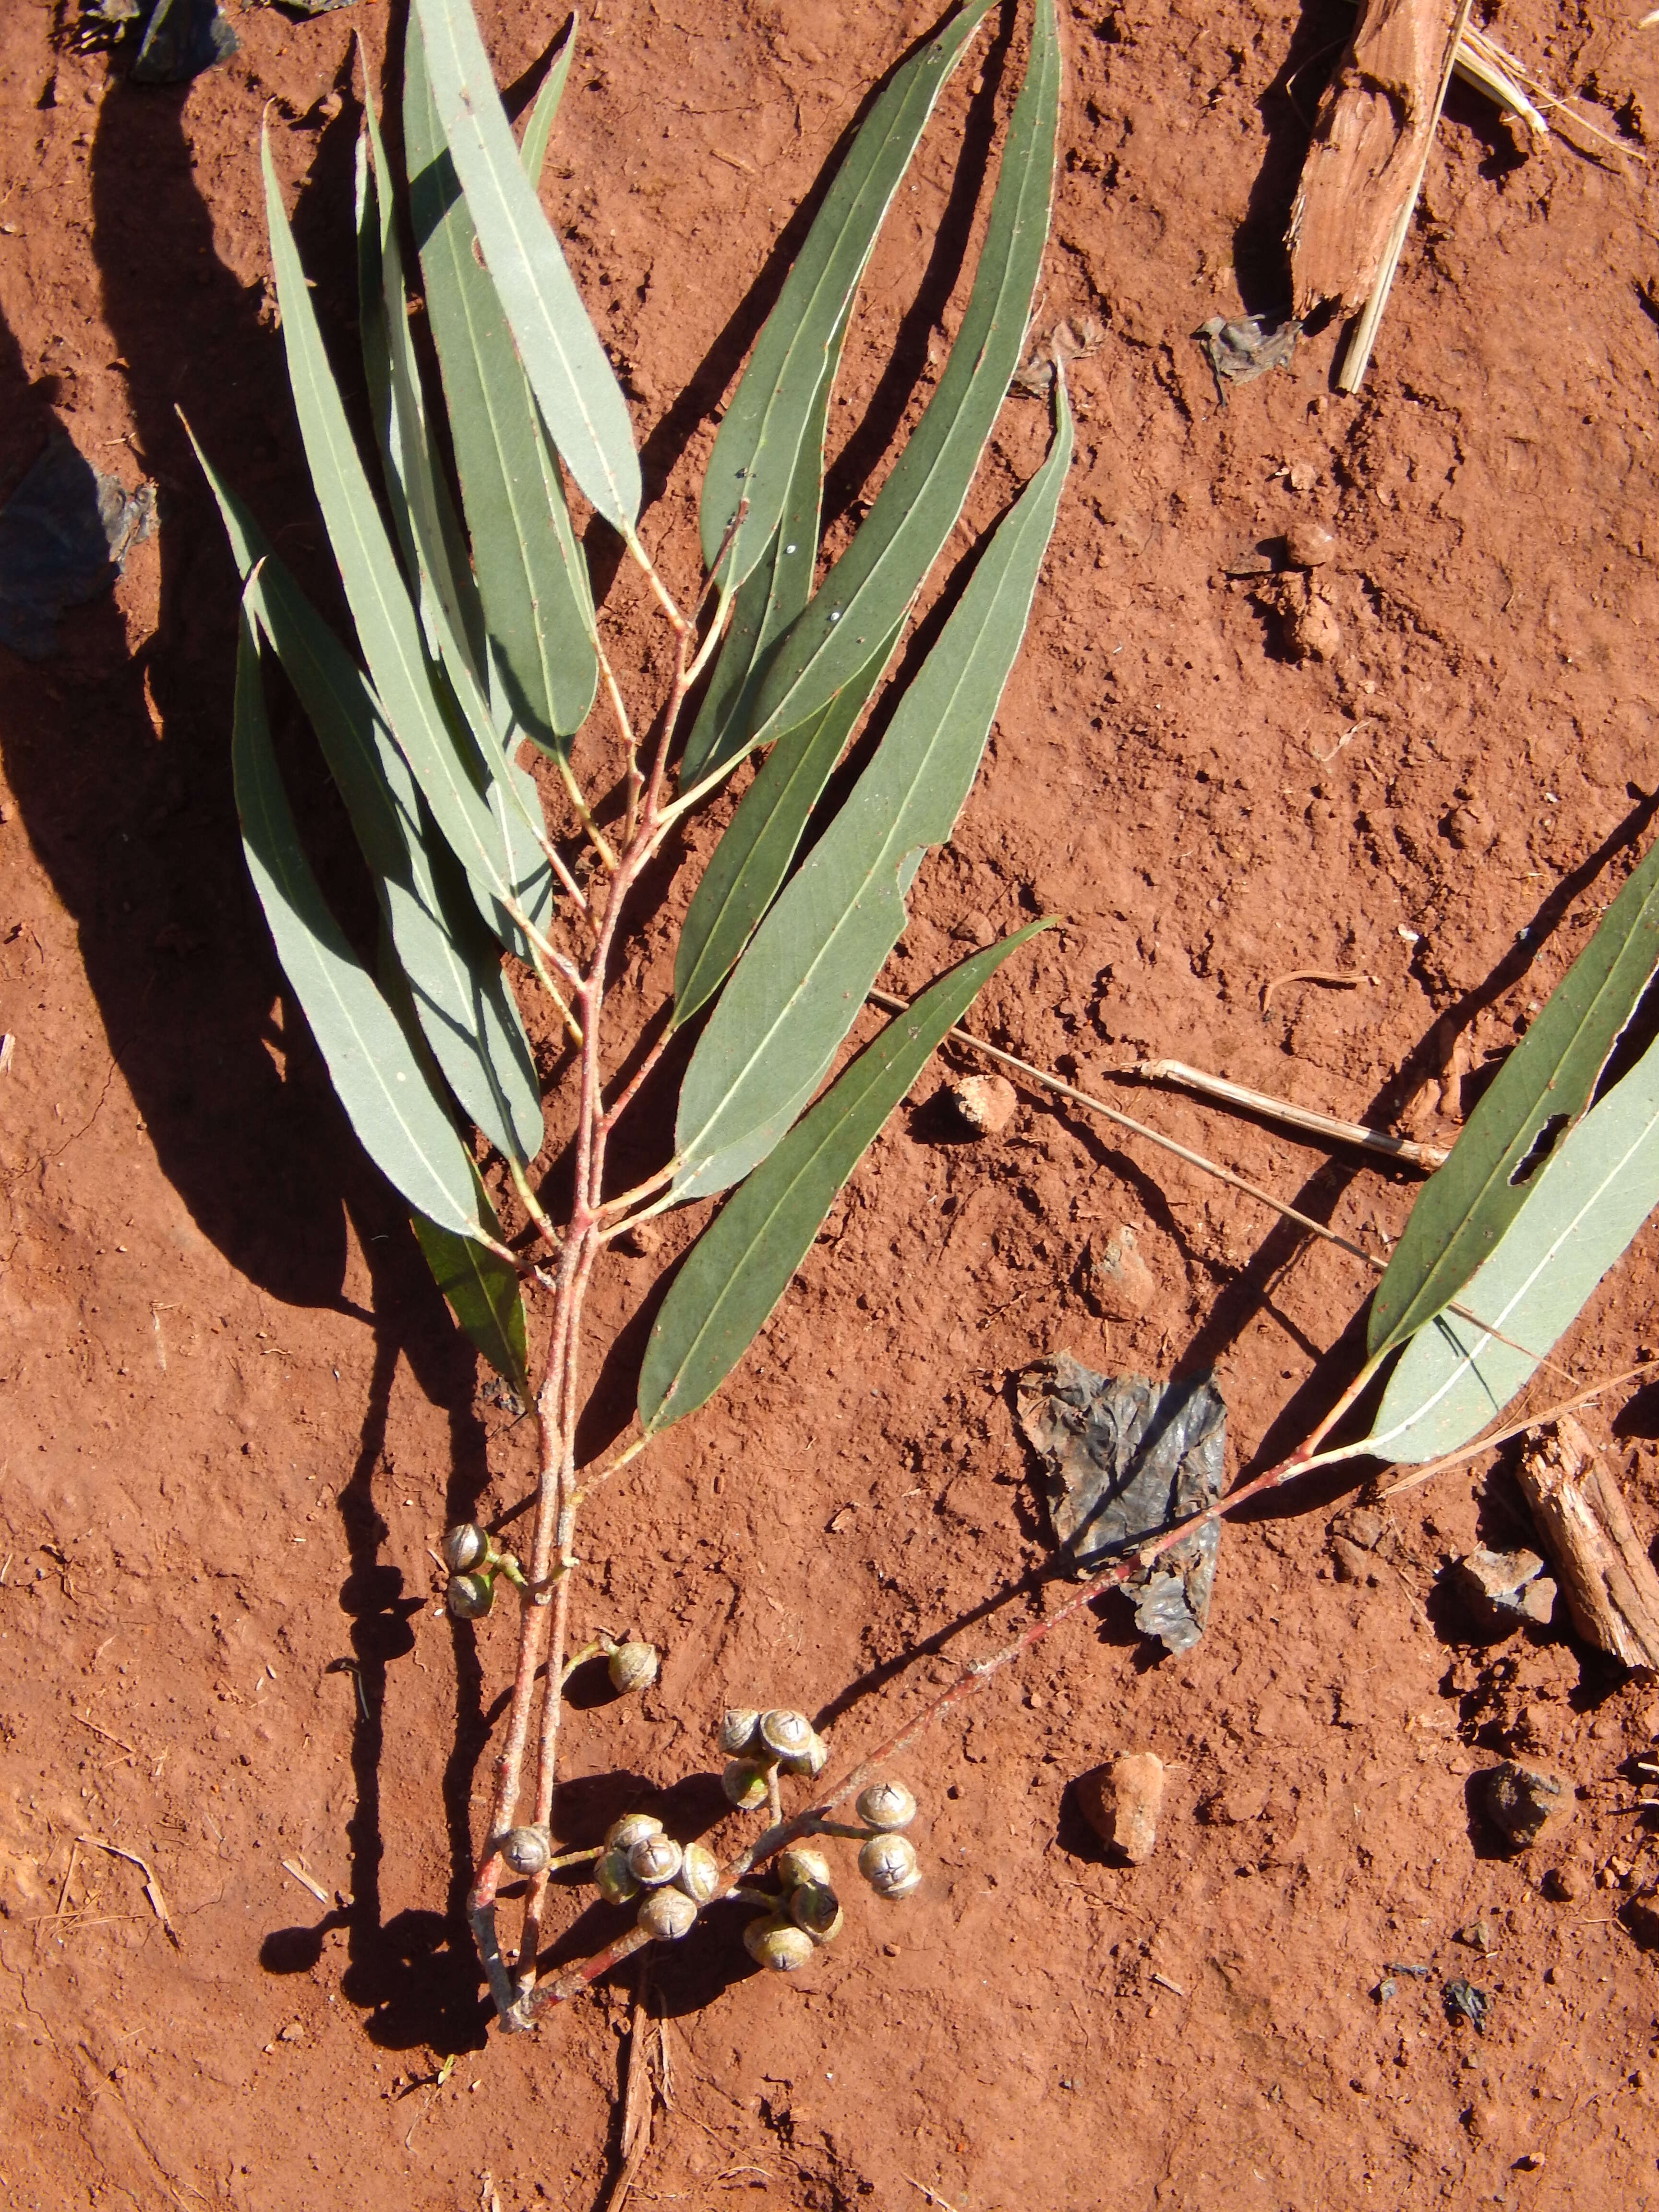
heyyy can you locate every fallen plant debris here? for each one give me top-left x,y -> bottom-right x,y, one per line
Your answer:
1516,1415 -> 1659,1670
1195,311 -> 1299,399
1017,1355 -> 1226,1655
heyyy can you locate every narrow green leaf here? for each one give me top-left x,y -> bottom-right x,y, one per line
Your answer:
232,609 -> 487,1241
743,0 -> 1060,751
673,385 -> 1071,1204
260,131 -> 529,926
700,0 -> 994,589
672,625 -> 900,1044
406,13 -> 599,747
193,436 -> 543,1165
414,1170 -> 530,1396
1369,830 -> 1659,1356
680,306 -> 848,786
639,923 -> 1051,1432
518,11 -> 577,188
413,0 -> 641,531
1369,1036 -> 1659,1464
357,81 -> 488,679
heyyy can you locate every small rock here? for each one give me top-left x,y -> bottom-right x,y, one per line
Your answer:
1331,1535 -> 1376,1585
1203,1780 -> 1267,1827
1543,1862 -> 1584,1902
278,2020 -> 304,2044
613,1220 -> 661,1258
1485,1759 -> 1569,1847
950,910 -> 997,948
1287,585 -> 1342,663
1516,2152 -> 1545,2173
1332,1506 -> 1385,1551
1079,1751 -> 1164,1864
1627,1898 -> 1659,1948
1455,1919 -> 1495,1954
951,1073 -> 1017,1136
1452,1547 -> 1556,1639
1284,520 -> 1336,568
1082,1225 -> 1155,1321
1286,458 -> 1319,493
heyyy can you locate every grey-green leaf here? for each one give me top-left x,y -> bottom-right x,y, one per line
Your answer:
406,12 -> 599,747
518,11 -> 577,188
672,624 -> 901,1039
414,1170 -> 530,1396
232,610 -> 487,1241
356,96 -> 486,677
639,922 -> 1051,1432
742,0 -> 1060,751
699,0 -> 994,589
260,130 -> 530,928
680,308 -> 848,786
193,436 -> 544,1166
672,383 -> 1071,1204
1368,829 -> 1659,1357
413,0 -> 640,531
1369,1034 -> 1659,1464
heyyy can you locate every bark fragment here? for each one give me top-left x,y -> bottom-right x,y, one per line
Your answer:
1516,1416 -> 1659,1672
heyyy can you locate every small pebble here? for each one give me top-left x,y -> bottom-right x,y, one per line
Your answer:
951,1073 -> 1016,1136
1452,1547 -> 1556,1638
1079,1751 -> 1164,1865
1543,1862 -> 1584,1902
1456,1919 -> 1495,1954
278,2021 -> 304,2043
1485,1759 -> 1569,1847
1082,1225 -> 1155,1321
1284,520 -> 1336,567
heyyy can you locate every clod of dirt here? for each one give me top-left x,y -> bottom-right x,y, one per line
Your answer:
1543,1862 -> 1585,1902
950,1073 -> 1017,1136
1445,803 -> 1493,854
1452,1547 -> 1557,1639
1079,1751 -> 1164,1864
1331,1534 -> 1376,1585
1485,1759 -> 1570,1847
1285,578 -> 1342,663
1017,1354 -> 1226,1655
1081,1224 -> 1155,1320
613,1219 -> 662,1257
1284,520 -> 1336,569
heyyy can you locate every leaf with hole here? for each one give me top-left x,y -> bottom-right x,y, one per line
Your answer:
1369,1033 -> 1659,1463
672,381 -> 1072,1202
1368,827 -> 1659,1356
700,0 -> 994,591
639,921 -> 1052,1432
232,610 -> 491,1243
413,0 -> 640,532
741,0 -> 1060,752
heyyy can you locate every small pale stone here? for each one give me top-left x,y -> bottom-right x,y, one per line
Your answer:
1284,520 -> 1336,568
1485,1759 -> 1569,1847
1079,1752 -> 1164,1864
952,1073 -> 1017,1136
1082,1225 -> 1155,1321
1453,1547 -> 1554,1639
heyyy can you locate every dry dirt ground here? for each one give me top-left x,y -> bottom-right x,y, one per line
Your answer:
4,1 -> 1659,2207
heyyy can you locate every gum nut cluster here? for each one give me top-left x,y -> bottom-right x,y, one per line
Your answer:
856,1779 -> 921,1899
745,1839 -> 846,1974
441,1522 -> 503,1619
592,1814 -> 721,1939
720,1706 -> 830,1804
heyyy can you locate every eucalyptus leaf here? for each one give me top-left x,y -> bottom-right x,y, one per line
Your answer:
356,97 -> 486,677
700,0 -> 994,590
232,609 -> 488,1242
260,131 -> 533,927
673,382 -> 1072,1202
413,0 -> 641,532
194,438 -> 543,1165
414,1171 -> 531,1396
672,624 -> 901,1038
518,12 -> 577,189
1370,1034 -> 1659,1464
743,0 -> 1060,753
680,306 -> 848,786
406,12 -> 599,749
639,922 -> 1051,1432
1369,829 -> 1659,1357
